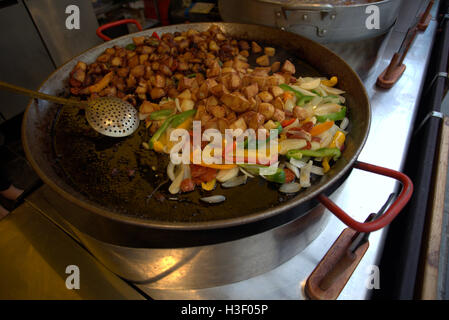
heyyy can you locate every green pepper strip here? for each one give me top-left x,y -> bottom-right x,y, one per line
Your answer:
186,73 -> 197,78
287,148 -> 341,161
125,43 -> 136,51
315,106 -> 347,123
149,109 -> 174,121
279,84 -> 314,105
149,109 -> 197,149
239,164 -> 286,184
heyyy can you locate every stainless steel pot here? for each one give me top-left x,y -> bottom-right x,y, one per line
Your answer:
218,0 -> 402,43
22,23 -> 411,288
218,0 -> 403,79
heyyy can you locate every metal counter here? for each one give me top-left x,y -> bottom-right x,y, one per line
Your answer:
0,1 -> 439,300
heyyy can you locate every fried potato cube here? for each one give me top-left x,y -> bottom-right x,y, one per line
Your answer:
230,117 -> 247,131
272,108 -> 286,122
259,103 -> 275,120
264,47 -> 276,57
256,55 -> 270,67
150,88 -> 166,100
180,99 -> 195,111
243,83 -> 259,99
281,60 -> 296,74
258,91 -> 274,103
139,101 -> 159,114
271,61 -> 280,73
207,105 -> 226,119
133,36 -> 145,46
252,41 -> 262,53
221,93 -> 251,113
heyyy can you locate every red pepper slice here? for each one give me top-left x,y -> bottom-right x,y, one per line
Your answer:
281,118 -> 296,128
151,32 -> 160,40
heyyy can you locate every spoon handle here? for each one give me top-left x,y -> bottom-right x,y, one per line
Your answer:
0,80 -> 87,108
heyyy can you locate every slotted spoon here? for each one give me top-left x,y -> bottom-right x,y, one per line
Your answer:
0,80 -> 139,137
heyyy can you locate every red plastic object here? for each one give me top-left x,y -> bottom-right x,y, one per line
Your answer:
144,0 -> 170,26
317,161 -> 413,233
96,19 -> 143,41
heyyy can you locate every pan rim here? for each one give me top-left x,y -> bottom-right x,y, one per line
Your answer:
22,22 -> 371,231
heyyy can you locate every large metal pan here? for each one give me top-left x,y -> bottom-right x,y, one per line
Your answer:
21,23 -> 412,287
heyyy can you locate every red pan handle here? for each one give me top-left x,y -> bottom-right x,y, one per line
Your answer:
96,19 -> 143,41
317,161 -> 413,233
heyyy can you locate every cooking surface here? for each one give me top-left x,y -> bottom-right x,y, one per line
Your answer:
51,45 -> 320,222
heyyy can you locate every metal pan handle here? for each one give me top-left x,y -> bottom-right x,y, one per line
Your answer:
317,161 -> 413,233
96,19 -> 143,41
257,0 -> 335,12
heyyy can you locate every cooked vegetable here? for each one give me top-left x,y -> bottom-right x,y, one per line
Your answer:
68,25 -> 350,202
287,148 -> 341,161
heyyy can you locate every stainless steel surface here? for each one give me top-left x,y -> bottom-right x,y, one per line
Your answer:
86,97 -> 140,137
0,0 -> 55,121
134,2 -> 438,299
25,184 -> 332,289
0,202 -> 144,299
218,0 -> 402,79
24,0 -> 102,67
218,0 -> 402,43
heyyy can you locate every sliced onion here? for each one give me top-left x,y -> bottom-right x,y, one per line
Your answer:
340,117 -> 349,130
200,195 -> 226,204
139,112 -> 149,121
300,161 -> 313,188
168,165 -> 185,194
280,182 -> 301,194
311,165 -> 325,176
290,158 -> 307,169
183,164 -> 191,180
284,98 -> 295,112
291,85 -> 317,97
310,141 -> 321,150
216,167 -> 239,182
320,84 -> 346,95
222,175 -> 247,188
285,162 -> 300,178
167,161 -> 176,181
239,167 -> 255,178
175,98 -> 182,113
298,78 -> 321,90
314,103 -> 342,116
279,139 -> 308,155
307,96 -> 323,108
283,118 -> 300,131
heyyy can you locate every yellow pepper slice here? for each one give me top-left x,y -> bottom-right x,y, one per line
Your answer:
322,131 -> 346,173
201,179 -> 216,191
153,141 -> 165,153
321,76 -> 338,87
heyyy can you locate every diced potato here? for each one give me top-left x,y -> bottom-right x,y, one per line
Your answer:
230,117 -> 247,131
273,97 -> 285,110
243,83 -> 259,99
178,89 -> 192,100
252,41 -> 262,53
258,91 -> 274,103
221,93 -> 251,113
272,108 -> 286,122
111,57 -> 122,67
133,36 -> 145,46
154,74 -> 166,88
256,55 -> 270,67
150,88 -> 166,99
270,86 -> 284,97
259,103 -> 275,120
264,47 -> 276,57
271,61 -> 280,73
131,65 -> 145,78
207,105 -> 226,118
139,101 -> 159,114
281,60 -> 296,74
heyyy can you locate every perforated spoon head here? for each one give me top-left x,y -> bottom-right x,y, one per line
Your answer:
85,97 -> 140,137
